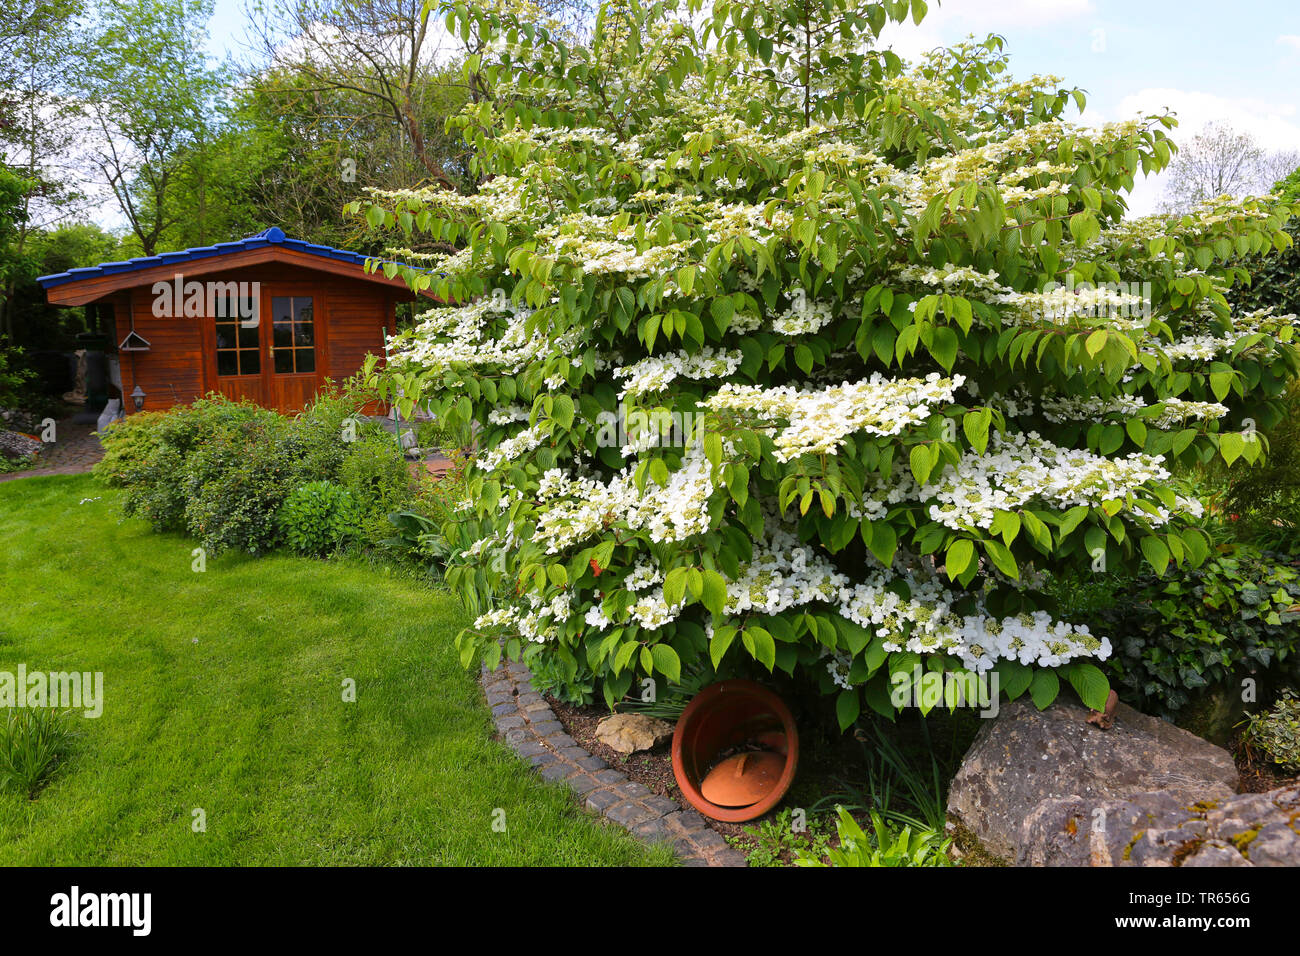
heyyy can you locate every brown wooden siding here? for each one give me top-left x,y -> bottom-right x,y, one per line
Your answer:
108,263 -> 405,415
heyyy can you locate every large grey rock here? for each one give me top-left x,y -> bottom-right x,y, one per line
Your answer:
1020,783 -> 1300,866
948,697 -> 1238,862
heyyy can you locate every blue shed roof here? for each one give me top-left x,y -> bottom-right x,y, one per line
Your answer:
37,227 -> 412,289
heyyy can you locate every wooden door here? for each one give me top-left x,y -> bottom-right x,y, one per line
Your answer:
208,284 -> 326,413
211,291 -> 266,406
266,292 -> 322,413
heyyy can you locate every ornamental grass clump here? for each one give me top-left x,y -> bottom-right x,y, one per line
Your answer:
350,0 -> 1300,720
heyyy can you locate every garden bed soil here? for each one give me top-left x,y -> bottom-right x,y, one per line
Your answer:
1234,731 -> 1300,793
545,696 -> 753,844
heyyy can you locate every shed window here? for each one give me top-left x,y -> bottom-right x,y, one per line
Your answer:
271,296 -> 315,373
215,296 -> 259,376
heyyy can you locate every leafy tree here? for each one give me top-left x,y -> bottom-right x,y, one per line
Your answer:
248,0 -> 476,190
353,0 -> 1298,719
1159,121 -> 1299,216
0,0 -> 89,342
76,0 -> 228,255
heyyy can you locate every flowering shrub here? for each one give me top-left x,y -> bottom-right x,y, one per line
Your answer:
351,0 -> 1300,720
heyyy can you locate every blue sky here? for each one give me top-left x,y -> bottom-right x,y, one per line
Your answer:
201,0 -> 1300,215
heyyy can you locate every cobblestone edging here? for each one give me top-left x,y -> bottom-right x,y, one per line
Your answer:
481,659 -> 748,867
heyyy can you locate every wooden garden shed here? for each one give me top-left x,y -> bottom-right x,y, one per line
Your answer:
37,227 -> 423,415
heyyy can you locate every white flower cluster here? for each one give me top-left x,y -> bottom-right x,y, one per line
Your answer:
866,432 -> 1193,532
1039,392 -> 1147,423
1039,391 -> 1229,428
564,524 -> 1110,674
706,373 -> 962,462
771,294 -> 836,335
1149,398 -> 1229,428
1139,307 -> 1299,365
896,263 -> 1004,292
477,423 -> 546,472
991,284 -> 1148,328
612,347 -> 744,399
488,404 -> 532,425
392,299 -> 545,374
838,571 -> 1109,673
532,449 -> 717,553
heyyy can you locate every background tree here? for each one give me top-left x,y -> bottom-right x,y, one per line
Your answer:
1159,121 -> 1299,215
77,0 -> 228,256
0,0 -> 89,342
247,0 -> 475,190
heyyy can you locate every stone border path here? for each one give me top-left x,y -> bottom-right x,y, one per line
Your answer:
0,418 -> 103,483
481,659 -> 747,867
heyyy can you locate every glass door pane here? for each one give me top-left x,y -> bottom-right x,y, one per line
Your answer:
271,296 -> 315,373
215,295 -> 259,376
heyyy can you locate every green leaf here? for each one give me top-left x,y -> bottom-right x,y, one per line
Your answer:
742,626 -> 776,671
866,521 -> 897,566
650,644 -> 681,683
1140,535 -> 1171,576
710,626 -> 737,669
1065,662 -> 1110,712
836,689 -> 861,731
701,568 -> 728,618
663,566 -> 688,606
1028,668 -> 1060,710
910,444 -> 932,485
945,538 -> 975,579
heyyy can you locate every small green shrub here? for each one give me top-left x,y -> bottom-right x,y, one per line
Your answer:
729,807 -> 834,867
338,433 -> 411,547
183,417 -> 308,555
295,385 -> 363,480
0,451 -> 35,475
107,397 -> 279,532
277,481 -> 362,556
0,709 -> 76,799
92,410 -> 170,487
1240,690 -> 1300,773
525,647 -> 597,707
794,807 -> 952,867
0,346 -> 35,410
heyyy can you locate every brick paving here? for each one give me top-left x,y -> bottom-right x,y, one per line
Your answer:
0,416 -> 104,484
482,659 -> 748,867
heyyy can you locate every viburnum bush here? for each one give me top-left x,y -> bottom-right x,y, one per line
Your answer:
350,0 -> 1300,723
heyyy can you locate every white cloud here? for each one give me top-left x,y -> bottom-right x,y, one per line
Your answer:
1112,88 -> 1300,216
878,0 -> 1095,60
1278,34 -> 1300,51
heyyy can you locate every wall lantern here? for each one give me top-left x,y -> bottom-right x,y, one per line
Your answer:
131,385 -> 146,412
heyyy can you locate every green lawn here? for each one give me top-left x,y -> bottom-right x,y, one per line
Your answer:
0,474 -> 670,866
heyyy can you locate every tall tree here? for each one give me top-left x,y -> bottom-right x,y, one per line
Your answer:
248,0 -> 470,189
0,0 -> 88,342
77,0 -> 227,255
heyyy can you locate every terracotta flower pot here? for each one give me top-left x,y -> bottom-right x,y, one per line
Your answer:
671,679 -> 799,822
